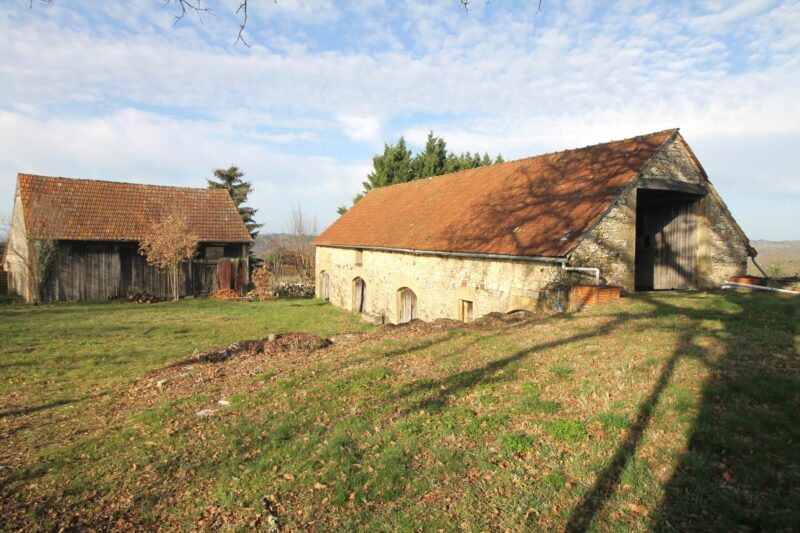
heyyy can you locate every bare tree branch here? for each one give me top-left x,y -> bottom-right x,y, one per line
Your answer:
235,1 -> 250,47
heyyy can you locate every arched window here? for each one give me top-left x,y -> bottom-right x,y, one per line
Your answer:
398,287 -> 417,323
353,277 -> 366,313
320,271 -> 330,301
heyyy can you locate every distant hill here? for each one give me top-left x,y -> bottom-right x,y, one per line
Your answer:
748,240 -> 800,277
252,233 -> 295,255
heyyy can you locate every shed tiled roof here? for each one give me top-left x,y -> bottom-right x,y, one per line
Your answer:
17,174 -> 252,243
315,129 -> 679,258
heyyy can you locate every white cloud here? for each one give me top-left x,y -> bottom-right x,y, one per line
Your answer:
0,109 -> 365,231
336,115 -> 384,145
0,0 -> 798,238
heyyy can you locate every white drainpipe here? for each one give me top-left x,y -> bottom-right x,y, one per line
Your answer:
722,282 -> 799,295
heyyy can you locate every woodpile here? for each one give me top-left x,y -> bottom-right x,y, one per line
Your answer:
271,281 -> 315,298
127,292 -> 163,304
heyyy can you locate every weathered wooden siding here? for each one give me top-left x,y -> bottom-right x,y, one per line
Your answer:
42,241 -> 235,301
49,243 -> 121,301
635,193 -> 699,290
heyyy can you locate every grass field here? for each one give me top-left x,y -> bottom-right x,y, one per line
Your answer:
1,293 -> 798,531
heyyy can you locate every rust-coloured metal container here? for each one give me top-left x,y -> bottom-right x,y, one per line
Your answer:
730,276 -> 766,286
570,285 -> 622,309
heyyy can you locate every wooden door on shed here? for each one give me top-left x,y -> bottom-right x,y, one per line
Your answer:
217,258 -> 234,290
399,288 -> 417,323
636,194 -> 698,290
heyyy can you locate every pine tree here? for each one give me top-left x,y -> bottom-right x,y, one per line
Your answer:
339,133 -> 504,214
207,165 -> 263,238
411,132 -> 448,179
362,137 -> 413,193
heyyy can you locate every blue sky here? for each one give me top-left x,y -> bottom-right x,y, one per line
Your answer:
1,0 -> 798,240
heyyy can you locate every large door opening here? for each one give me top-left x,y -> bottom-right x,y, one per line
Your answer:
635,189 -> 700,290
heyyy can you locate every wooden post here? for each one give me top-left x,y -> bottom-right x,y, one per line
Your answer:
242,244 -> 249,287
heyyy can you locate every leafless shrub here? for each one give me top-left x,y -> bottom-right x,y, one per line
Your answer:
139,212 -> 198,302
284,203 -> 317,280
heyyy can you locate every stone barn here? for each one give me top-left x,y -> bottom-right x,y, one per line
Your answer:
3,174 -> 252,302
314,129 -> 756,323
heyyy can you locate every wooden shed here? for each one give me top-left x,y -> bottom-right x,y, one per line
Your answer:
3,174 -> 253,302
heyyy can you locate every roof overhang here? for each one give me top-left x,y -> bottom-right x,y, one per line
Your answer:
315,243 -> 567,263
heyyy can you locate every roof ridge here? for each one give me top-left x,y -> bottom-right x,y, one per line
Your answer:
364,128 -> 680,195
17,173 -> 226,194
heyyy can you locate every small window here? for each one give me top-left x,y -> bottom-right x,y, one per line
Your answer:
460,300 -> 473,322
355,250 -> 363,266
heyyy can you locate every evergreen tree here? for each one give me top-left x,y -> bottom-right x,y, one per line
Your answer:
411,132 -> 448,179
362,137 -> 413,194
207,165 -> 263,238
339,133 -> 504,214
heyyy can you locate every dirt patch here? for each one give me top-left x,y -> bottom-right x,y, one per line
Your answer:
127,332 -> 333,409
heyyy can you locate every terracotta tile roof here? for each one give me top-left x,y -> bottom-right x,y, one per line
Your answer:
315,129 -> 678,258
17,174 -> 253,243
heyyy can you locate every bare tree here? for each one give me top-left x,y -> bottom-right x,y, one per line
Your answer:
284,203 -> 317,280
138,212 -> 199,302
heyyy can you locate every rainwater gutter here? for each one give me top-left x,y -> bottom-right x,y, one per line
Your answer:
722,282 -> 799,296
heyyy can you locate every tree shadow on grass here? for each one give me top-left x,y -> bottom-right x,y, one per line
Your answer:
0,397 -> 86,419
565,292 -> 800,531
389,311 -> 638,414
651,297 -> 799,531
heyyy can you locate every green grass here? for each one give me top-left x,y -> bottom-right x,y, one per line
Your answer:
1,291 -> 798,531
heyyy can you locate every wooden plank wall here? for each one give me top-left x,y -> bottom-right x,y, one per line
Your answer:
44,242 -> 226,301
635,192 -> 698,290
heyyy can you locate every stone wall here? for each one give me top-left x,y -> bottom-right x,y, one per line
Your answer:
315,246 -> 560,323
569,186 -> 637,291
3,191 -> 30,300
642,136 -> 703,184
699,187 -> 749,286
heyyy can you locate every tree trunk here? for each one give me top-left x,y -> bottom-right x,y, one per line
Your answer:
172,265 -> 180,302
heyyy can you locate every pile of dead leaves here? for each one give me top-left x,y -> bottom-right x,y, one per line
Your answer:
210,289 -> 242,300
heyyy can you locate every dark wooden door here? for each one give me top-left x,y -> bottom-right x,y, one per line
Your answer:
636,196 -> 697,290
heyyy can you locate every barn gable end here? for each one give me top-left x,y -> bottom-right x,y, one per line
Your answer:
569,134 -> 751,291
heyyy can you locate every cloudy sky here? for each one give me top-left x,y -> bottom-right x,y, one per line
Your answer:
1,0 -> 798,239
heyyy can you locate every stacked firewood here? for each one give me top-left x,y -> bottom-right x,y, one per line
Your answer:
127,292 -> 163,304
